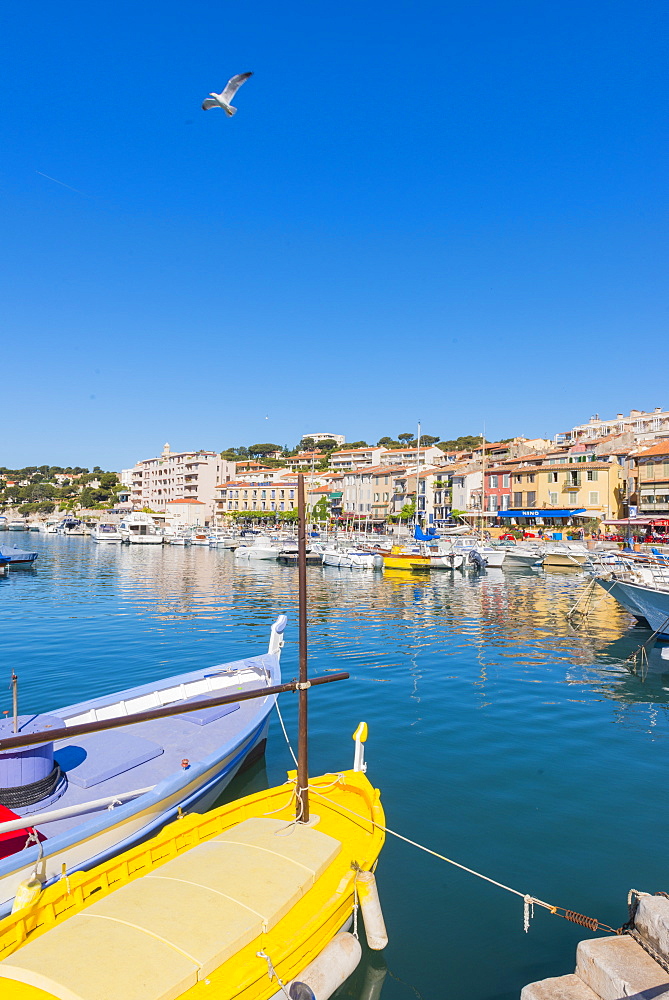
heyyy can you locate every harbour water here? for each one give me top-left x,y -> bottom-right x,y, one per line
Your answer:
1,536 -> 668,999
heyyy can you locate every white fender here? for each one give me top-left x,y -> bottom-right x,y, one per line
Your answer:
357,870 -> 388,950
287,932 -> 362,999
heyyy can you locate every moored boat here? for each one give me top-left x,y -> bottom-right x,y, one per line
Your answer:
383,545 -> 431,572
541,543 -> 588,568
0,545 -> 38,568
0,758 -> 385,1000
234,536 -> 280,560
90,522 -> 122,543
6,521 -> 27,532
0,616 -> 287,917
118,512 -> 163,544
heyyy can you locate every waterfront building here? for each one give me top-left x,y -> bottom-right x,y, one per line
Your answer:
214,481 -> 297,517
129,443 -> 234,518
487,454 -> 624,526
635,442 -> 669,518
165,498 -> 209,526
303,432 -> 346,446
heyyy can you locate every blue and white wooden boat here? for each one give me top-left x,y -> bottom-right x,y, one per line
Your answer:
0,614 -> 286,916
0,545 -> 38,567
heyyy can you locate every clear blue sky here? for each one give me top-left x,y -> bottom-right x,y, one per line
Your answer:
2,1 -> 666,469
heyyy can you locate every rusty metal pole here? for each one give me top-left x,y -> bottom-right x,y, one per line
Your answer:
296,473 -> 309,823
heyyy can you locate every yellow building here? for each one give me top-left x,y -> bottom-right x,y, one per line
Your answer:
493,457 -> 624,526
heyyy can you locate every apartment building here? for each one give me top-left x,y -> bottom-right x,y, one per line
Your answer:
129,444 -> 235,517
555,408 -> 669,446
491,457 -> 624,524
284,452 -> 321,470
379,445 -> 445,466
635,443 -> 669,517
303,432 -> 346,446
215,481 -> 297,517
330,447 -> 383,471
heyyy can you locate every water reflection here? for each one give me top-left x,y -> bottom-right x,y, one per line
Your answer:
3,536 -> 669,1000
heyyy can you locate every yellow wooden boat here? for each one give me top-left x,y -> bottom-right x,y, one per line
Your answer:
382,545 -> 431,572
0,760 -> 385,1000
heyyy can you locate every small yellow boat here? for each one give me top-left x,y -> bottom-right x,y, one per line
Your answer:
0,762 -> 385,1000
382,545 -> 431,572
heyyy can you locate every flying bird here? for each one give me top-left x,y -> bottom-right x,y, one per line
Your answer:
202,72 -> 253,116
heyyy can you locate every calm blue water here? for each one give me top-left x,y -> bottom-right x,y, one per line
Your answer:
1,535 -> 668,999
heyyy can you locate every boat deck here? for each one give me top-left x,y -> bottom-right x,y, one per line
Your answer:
0,817 -> 341,1000
12,657 -> 277,841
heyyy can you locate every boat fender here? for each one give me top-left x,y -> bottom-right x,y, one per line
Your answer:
11,876 -> 42,913
358,958 -> 388,1000
287,932 -> 362,999
357,870 -> 388,950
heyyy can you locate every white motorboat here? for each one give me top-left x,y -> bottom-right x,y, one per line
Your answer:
501,542 -> 544,567
234,536 -> 280,560
6,520 -> 27,532
322,545 -> 382,570
91,522 -> 123,543
595,559 -> 669,636
190,529 -> 211,546
540,543 -> 588,568
452,537 -> 507,569
118,513 -> 163,545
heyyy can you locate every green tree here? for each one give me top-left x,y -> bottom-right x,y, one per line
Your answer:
398,433 -> 413,442
377,437 -> 399,449
311,497 -> 330,522
300,437 -> 316,452
99,473 -> 119,489
248,443 -> 281,458
316,439 -> 338,452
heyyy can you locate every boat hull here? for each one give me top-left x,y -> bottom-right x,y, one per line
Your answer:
0,770 -> 384,1000
383,554 -> 430,571
596,578 -> 669,636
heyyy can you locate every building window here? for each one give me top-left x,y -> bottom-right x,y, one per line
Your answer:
502,474 -> 510,488
549,492 -> 558,505
489,475 -> 498,488
514,492 -> 523,506
589,491 -> 599,505
527,474 -> 535,483
586,470 -> 598,482
526,491 -> 536,505
549,472 -> 558,483
514,475 -> 522,483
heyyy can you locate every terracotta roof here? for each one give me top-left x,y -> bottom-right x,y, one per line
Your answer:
167,499 -> 205,505
636,442 -> 669,458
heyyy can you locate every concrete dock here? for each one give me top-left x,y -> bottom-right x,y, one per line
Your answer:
522,893 -> 669,1000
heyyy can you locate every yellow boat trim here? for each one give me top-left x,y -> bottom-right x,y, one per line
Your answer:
0,770 -> 384,1000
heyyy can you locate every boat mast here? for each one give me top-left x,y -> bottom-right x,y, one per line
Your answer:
480,429 -> 486,539
415,421 -> 422,532
296,473 -> 310,823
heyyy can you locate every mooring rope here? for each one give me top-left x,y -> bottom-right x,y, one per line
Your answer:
306,781 -> 622,934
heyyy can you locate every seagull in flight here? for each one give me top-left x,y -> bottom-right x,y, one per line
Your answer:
202,72 -> 253,116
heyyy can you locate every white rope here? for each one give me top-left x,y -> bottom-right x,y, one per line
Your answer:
256,950 -> 291,998
307,784 -> 556,923
274,702 -> 299,768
